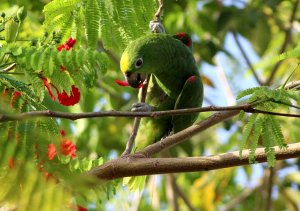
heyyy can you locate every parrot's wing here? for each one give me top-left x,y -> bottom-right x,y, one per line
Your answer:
172,75 -> 203,133
173,32 -> 193,51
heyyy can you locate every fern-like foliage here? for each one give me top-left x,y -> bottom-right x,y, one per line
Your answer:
0,106 -> 108,210
276,44 -> 300,62
0,8 -> 109,209
0,0 -> 159,209
43,0 -> 157,52
43,0 -> 84,44
0,44 -> 108,99
236,84 -> 300,166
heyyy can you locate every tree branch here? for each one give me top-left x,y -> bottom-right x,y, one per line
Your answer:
98,41 -> 119,66
166,174 -> 179,211
3,102 -> 300,123
138,110 -> 239,157
0,105 -> 245,122
265,0 -> 299,85
2,79 -> 299,122
155,0 -> 164,22
122,75 -> 151,156
285,80 -> 300,90
169,174 -> 196,211
265,167 -> 275,211
0,63 -> 16,72
221,182 -> 261,211
87,143 -> 300,180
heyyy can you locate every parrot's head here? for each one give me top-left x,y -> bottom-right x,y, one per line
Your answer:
120,34 -> 167,88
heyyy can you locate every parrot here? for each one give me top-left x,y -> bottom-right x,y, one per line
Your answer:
119,32 -> 203,151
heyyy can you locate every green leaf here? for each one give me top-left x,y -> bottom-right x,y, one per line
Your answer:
248,117 -> 263,163
240,113 -> 258,157
85,0 -> 100,48
269,116 -> 287,149
236,87 -> 265,100
31,74 -> 45,102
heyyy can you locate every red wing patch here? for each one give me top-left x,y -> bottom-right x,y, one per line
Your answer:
174,32 -> 192,47
187,75 -> 196,82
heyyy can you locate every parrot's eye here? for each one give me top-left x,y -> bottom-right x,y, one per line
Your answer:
135,58 -> 143,68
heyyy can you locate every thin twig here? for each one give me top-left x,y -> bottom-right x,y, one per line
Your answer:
246,107 -> 300,118
170,174 -> 196,211
285,80 -> 300,90
122,75 -> 151,156
223,162 -> 285,211
0,63 -> 16,72
166,174 -> 179,211
232,30 -> 264,85
265,167 -> 275,211
98,41 -> 119,66
155,0 -> 164,21
0,72 -> 24,75
221,182 -> 261,211
87,142 -> 300,180
265,0 -> 299,85
3,103 -> 300,122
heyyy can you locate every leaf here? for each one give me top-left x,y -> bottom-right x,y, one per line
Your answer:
236,86 -> 265,100
31,74 -> 45,103
248,117 -> 263,163
43,0 -> 82,39
269,116 -> 287,149
240,113 -> 258,157
261,117 -> 276,167
85,0 -> 100,48
238,110 -> 245,121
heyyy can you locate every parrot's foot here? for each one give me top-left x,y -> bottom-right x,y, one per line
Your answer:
131,103 -> 153,112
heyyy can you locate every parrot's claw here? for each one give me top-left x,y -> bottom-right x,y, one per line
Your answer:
149,20 -> 165,34
131,103 -> 153,112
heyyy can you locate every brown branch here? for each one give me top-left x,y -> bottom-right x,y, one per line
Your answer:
1,79 -> 299,122
98,41 -> 119,66
166,174 -> 179,211
223,161 -> 285,211
232,31 -> 264,85
170,174 -> 196,211
155,0 -> 164,22
87,142 -> 300,180
122,75 -> 151,156
265,0 -> 299,85
139,110 -> 239,157
0,105 -> 241,122
3,101 -> 300,123
285,80 -> 300,90
222,183 -> 261,211
0,63 -> 16,72
246,107 -> 300,118
265,167 -> 275,211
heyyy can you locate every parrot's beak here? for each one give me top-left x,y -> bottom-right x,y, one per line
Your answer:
125,72 -> 147,88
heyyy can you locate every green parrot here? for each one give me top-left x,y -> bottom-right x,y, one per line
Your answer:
119,32 -> 203,150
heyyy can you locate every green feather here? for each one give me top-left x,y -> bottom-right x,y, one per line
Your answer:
121,33 -> 203,149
